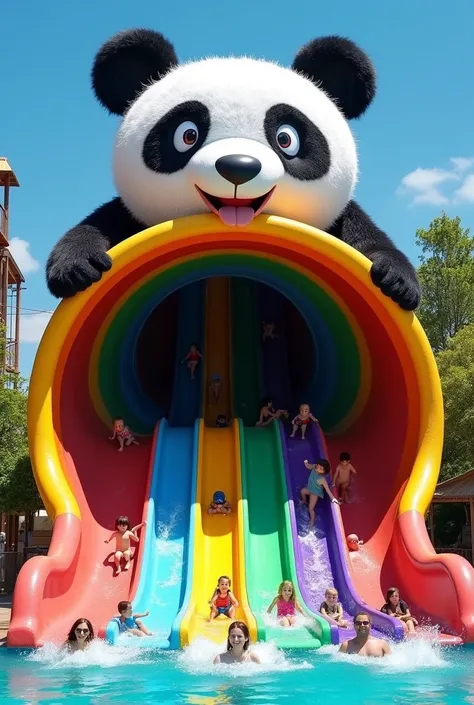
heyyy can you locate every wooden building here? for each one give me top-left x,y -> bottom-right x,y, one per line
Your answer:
0,157 -> 24,376
428,470 -> 474,565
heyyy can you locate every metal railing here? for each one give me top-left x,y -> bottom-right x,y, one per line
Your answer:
0,205 -> 7,243
0,552 -> 24,593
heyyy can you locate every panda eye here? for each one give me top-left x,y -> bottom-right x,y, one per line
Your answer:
173,121 -> 199,152
276,125 -> 300,157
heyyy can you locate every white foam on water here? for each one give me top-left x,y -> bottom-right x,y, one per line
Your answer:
329,632 -> 449,672
27,639 -> 155,669
299,530 -> 333,605
178,637 -> 313,677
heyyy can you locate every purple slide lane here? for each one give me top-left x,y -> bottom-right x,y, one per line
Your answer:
278,421 -> 403,644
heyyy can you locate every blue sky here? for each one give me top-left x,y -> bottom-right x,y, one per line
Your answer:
2,0 -> 474,378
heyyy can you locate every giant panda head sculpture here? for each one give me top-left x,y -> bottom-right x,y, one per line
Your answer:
94,29 -> 376,232
47,29 -> 419,310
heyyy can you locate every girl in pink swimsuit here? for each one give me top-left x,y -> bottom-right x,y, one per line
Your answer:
267,580 -> 304,627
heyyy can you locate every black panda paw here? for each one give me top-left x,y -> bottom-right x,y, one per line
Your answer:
370,251 -> 420,311
46,226 -> 112,299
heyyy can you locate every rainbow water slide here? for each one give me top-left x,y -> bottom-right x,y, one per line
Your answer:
178,277 -> 257,645
9,215 -> 474,647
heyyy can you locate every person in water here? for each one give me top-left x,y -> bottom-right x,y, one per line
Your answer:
64,618 -> 95,652
339,612 -> 392,657
213,621 -> 261,664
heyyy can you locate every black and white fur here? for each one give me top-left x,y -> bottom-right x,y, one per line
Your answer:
46,29 -> 420,310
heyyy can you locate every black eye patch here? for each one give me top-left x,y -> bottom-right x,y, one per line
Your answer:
264,103 -> 331,181
142,100 -> 210,174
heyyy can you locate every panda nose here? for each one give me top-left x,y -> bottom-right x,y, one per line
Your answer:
215,155 -> 262,186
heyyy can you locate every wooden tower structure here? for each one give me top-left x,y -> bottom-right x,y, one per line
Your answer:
0,157 -> 24,376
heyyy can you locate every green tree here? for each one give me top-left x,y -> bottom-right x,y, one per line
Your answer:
416,213 -> 474,352
436,324 -> 474,481
0,335 -> 43,512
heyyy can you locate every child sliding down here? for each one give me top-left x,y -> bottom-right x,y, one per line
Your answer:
300,459 -> 340,528
267,580 -> 304,627
104,516 -> 145,575
208,575 -> 239,621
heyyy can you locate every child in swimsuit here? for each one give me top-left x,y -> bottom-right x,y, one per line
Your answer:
256,399 -> 287,427
333,451 -> 357,504
109,418 -> 139,452
267,580 -> 304,627
208,575 -> 239,621
381,587 -> 418,634
262,321 -> 278,341
320,587 -> 348,628
209,374 -> 222,403
104,515 -> 145,575
300,459 -> 341,528
208,490 -> 232,515
290,404 -> 318,439
182,344 -> 202,379
112,600 -> 153,637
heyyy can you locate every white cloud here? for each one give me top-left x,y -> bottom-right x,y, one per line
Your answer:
8,238 -> 40,274
454,174 -> 474,203
20,312 -> 53,344
399,158 -> 474,207
451,157 -> 474,173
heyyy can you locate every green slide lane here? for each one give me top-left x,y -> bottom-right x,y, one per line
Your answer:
231,278 -> 262,426
239,421 -> 330,648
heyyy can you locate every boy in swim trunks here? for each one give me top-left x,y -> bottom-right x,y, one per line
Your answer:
290,404 -> 318,439
300,459 -> 341,528
208,490 -> 232,515
333,452 -> 357,504
320,587 -> 348,628
104,516 -> 145,575
113,600 -> 152,637
208,575 -> 239,620
109,418 -> 139,452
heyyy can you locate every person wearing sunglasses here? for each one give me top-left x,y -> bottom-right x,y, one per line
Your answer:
65,618 -> 95,652
339,612 -> 392,657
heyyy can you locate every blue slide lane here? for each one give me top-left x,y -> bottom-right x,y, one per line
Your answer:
105,420 -> 199,648
168,281 -> 204,427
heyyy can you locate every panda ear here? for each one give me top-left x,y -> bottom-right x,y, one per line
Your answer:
92,28 -> 178,116
292,36 -> 376,120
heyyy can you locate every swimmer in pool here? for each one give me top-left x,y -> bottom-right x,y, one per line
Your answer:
64,618 -> 95,652
339,612 -> 392,657
213,621 -> 261,664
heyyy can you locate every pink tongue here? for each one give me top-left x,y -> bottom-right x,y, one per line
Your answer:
218,206 -> 255,227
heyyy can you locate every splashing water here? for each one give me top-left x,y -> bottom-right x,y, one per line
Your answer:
179,637 -> 314,677
300,530 -> 334,605
27,639 -> 155,669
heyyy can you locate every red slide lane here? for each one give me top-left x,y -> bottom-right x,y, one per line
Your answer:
318,261 -> 474,641
8,281 -> 156,647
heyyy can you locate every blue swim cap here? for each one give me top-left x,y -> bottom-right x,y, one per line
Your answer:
211,373 -> 221,381
213,491 -> 226,504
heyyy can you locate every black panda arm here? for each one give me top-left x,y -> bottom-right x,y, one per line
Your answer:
46,198 -> 144,299
328,200 -> 420,311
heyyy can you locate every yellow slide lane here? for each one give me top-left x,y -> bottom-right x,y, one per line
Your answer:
180,277 -> 257,646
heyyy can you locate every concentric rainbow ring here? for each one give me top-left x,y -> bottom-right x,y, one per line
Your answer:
29,213 -> 441,523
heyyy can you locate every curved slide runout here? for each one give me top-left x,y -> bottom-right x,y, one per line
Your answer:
178,420 -> 257,645
240,421 -> 330,648
105,420 -> 198,647
280,423 -> 402,643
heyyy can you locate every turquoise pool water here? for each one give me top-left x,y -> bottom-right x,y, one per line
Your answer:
1,638 -> 473,704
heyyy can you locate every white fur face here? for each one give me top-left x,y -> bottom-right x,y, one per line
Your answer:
114,57 -> 358,230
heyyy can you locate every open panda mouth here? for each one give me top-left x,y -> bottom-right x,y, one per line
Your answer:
195,186 -> 276,227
